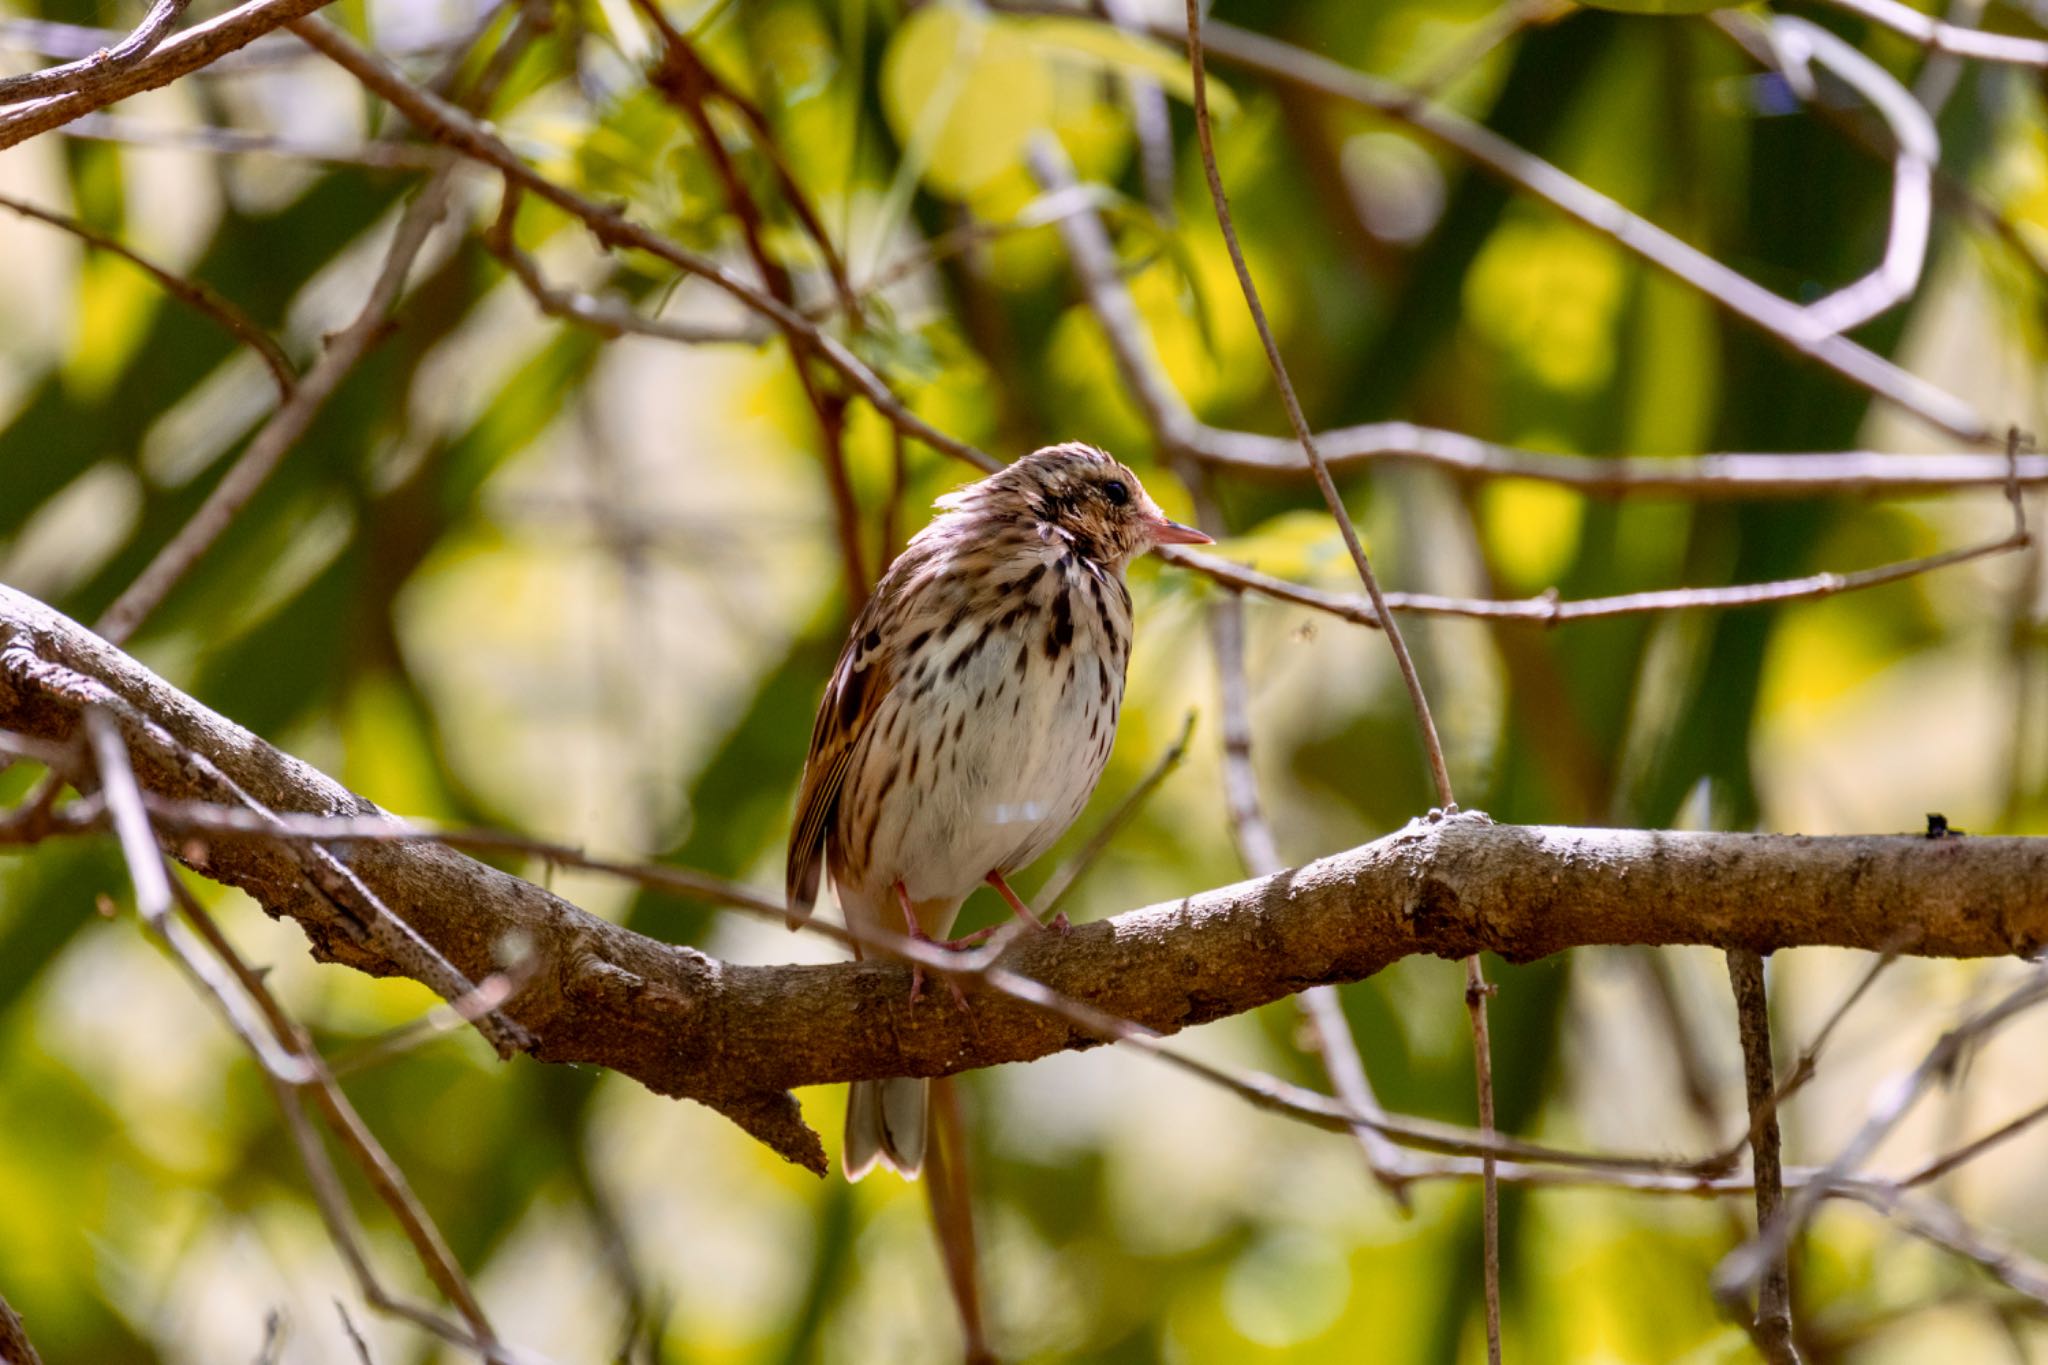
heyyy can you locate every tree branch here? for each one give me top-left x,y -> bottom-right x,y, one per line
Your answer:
2,583 -> 2044,1176
0,0 -> 336,151
0,1288 -> 43,1365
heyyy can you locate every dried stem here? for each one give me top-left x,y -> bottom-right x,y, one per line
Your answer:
1724,950 -> 1802,1363
1164,518 -> 2030,630
634,3 -> 870,611
92,169 -> 454,645
1192,485 -> 1417,1205
0,190 -> 294,396
924,1078 -> 993,1364
1717,966 -> 2048,1304
286,14 -> 999,474
1181,8 -> 1494,1354
1819,0 -> 2048,66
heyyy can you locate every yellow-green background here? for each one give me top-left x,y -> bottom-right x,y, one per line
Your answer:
2,0 -> 2046,1361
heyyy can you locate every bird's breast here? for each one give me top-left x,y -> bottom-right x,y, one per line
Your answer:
840,564 -> 1130,911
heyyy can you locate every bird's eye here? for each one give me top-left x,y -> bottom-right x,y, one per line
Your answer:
1102,479 -> 1130,506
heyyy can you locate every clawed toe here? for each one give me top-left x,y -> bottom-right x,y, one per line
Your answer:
905,962 -> 972,1014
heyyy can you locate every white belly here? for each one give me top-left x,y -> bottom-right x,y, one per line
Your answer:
852,613 -> 1121,917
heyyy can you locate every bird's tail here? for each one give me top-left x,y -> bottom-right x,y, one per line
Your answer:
844,1077 -> 928,1180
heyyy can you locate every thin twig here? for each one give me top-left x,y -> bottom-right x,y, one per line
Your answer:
89,708 -> 504,1352
0,190 -> 295,397
1179,12 -> 1497,1355
1048,4 -> 2001,445
1717,965 -> 2048,1303
1700,944 -> 1909,1178
633,1 -> 870,611
24,621 -> 529,1057
325,965 -> 534,1077
1718,14 -> 1935,338
1163,521 -> 2030,630
1190,468 -> 1418,1205
1179,1 -> 1452,810
84,707 -> 315,1084
95,0 -> 545,647
1404,0 -> 1571,102
1030,129 -> 2038,497
172,878 -> 507,1356
484,185 -> 768,346
60,112 -> 454,169
1819,0 -> 2048,66
1724,950 -> 1802,1363
287,13 -> 1000,474
93,168 -> 455,645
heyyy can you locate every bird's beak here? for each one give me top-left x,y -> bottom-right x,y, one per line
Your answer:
1149,516 -> 1214,546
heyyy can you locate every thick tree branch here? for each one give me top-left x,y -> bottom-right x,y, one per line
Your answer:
2,583 -> 2044,1175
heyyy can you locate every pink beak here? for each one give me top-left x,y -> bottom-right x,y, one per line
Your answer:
1149,515 -> 1214,546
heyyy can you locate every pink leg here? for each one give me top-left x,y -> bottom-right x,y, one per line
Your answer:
986,871 -> 1070,935
894,882 -> 980,1010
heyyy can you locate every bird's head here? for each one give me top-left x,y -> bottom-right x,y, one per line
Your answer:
936,442 -> 1212,569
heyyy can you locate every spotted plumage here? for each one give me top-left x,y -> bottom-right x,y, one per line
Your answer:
785,442 -> 1210,1179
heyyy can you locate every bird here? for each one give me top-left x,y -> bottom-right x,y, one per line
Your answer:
785,441 -> 1212,1180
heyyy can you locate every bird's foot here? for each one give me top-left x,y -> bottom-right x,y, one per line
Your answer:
902,919 -> 977,1013
987,871 -> 1069,937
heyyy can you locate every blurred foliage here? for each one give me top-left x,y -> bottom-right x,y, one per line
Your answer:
3,0 -> 2048,1362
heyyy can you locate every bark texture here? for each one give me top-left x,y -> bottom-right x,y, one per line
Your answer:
3,584 -> 2043,1174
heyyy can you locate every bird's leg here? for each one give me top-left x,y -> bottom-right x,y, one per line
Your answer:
986,871 -> 1070,935
894,881 -> 979,1010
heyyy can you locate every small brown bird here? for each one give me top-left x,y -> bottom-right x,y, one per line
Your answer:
786,442 -> 1211,1179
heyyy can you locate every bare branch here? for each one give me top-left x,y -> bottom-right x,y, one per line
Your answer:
93,168 -> 455,644
1819,0 -> 2048,67
1718,965 -> 2048,1304
62,111 -> 455,169
172,881 -> 506,1355
287,14 -> 1000,474
0,0 -> 191,107
1053,5 -> 2001,444
1161,519 -> 2030,631
1180,0 -> 1453,810
11,584 -> 2045,1177
1726,15 -> 1935,338
0,190 -> 296,398
1031,134 -> 2040,519
485,186 -> 769,346
0,0 -> 339,152
1724,950 -> 1803,1363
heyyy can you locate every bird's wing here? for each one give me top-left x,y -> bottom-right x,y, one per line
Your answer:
785,597 -> 896,927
